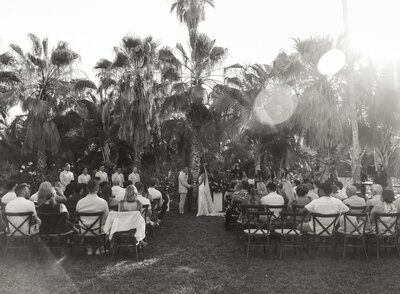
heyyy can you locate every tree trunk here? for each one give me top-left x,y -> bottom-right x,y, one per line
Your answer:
190,133 -> 202,181
254,138 -> 262,174
37,148 -> 47,175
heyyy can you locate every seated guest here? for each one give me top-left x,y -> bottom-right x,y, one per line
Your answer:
352,183 -> 366,201
332,181 -> 347,200
281,178 -> 295,204
119,185 -> 141,212
256,179 -> 268,197
303,182 -> 349,233
147,178 -> 162,208
5,183 -> 41,235
260,182 -> 285,217
1,181 -> 18,205
232,181 -> 250,202
78,167 -> 91,184
343,185 -> 366,208
123,180 -> 133,188
111,178 -> 126,203
135,182 -> 155,224
243,187 -> 261,205
64,182 -> 76,198
76,180 -> 109,230
37,181 -> 72,233
367,184 -> 383,208
112,167 -> 124,187
52,182 -> 67,203
306,183 -> 319,200
291,184 -> 311,212
99,183 -> 113,206
66,183 -> 87,208
370,189 -> 398,233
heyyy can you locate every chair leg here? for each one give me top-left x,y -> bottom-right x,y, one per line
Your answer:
395,236 -> 400,259
27,237 -> 31,263
246,238 -> 250,260
279,236 -> 283,260
342,237 -> 347,260
362,237 -> 368,260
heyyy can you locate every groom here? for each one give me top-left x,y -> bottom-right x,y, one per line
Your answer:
178,166 -> 192,216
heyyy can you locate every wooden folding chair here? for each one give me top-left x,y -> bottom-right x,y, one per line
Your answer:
243,210 -> 273,259
37,212 -> 73,256
275,211 -> 305,259
75,212 -> 106,255
238,205 -> 265,243
337,212 -> 368,259
306,213 -> 340,257
265,204 -> 287,229
111,229 -> 141,262
3,212 -> 35,262
373,212 -> 400,260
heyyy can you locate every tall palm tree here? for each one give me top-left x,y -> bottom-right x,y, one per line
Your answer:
95,35 -> 160,164
9,34 -> 96,174
159,32 -> 227,178
170,0 -> 214,32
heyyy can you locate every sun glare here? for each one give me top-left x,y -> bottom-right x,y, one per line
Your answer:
318,49 -> 346,75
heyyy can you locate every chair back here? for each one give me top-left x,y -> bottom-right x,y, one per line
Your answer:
265,204 -> 286,225
141,204 -> 150,220
342,212 -> 368,236
243,211 -> 273,237
37,212 -> 68,235
292,203 -> 305,212
4,211 -> 34,236
310,213 -> 340,236
76,212 -> 104,236
240,204 -> 266,223
374,212 -> 400,236
279,211 -> 305,235
346,205 -> 367,213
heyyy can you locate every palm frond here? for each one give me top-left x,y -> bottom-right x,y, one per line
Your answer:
0,71 -> 20,83
176,43 -> 189,64
9,44 -> 24,58
27,33 -> 42,57
110,51 -> 129,69
94,58 -> 112,70
42,38 -> 48,57
74,79 -> 97,91
51,42 -> 79,66
26,53 -> 45,67
159,47 -> 181,67
0,52 -> 16,67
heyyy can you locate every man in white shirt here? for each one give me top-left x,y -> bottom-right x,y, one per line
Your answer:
5,183 -> 41,235
306,183 -> 319,201
260,182 -> 285,217
59,163 -> 74,191
112,167 -> 124,187
111,178 -> 126,202
148,178 -> 163,208
76,180 -> 109,231
78,167 -> 91,184
95,165 -> 109,184
367,184 -> 383,208
128,166 -> 141,185
1,181 -> 18,205
343,185 -> 366,207
304,182 -> 349,234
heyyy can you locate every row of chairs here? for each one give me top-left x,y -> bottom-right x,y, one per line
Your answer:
0,203 -> 155,262
234,204 -> 400,260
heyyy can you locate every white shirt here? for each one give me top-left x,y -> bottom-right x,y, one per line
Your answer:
5,197 -> 39,235
78,173 -> 91,184
306,190 -> 319,201
76,193 -> 110,232
1,191 -> 17,204
137,194 -> 151,206
148,187 -> 162,200
260,192 -> 285,217
30,192 -> 39,203
111,186 -> 126,202
367,195 -> 382,208
128,172 -> 140,185
60,170 -> 74,188
95,171 -> 109,183
112,172 -> 124,187
305,196 -> 349,234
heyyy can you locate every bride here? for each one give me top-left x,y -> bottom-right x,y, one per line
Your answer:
197,164 -> 218,216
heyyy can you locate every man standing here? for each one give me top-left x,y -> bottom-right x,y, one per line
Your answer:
95,165 -> 109,184
112,167 -> 124,187
59,163 -> 74,191
375,164 -> 388,189
178,167 -> 192,216
5,183 -> 41,235
78,167 -> 91,184
128,166 -> 140,185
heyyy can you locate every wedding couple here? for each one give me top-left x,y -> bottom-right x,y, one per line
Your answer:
178,164 -> 218,216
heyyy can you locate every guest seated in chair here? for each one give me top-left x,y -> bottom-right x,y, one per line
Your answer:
119,185 -> 141,212
343,185 -> 366,208
290,184 -> 311,213
66,183 -> 87,208
147,178 -> 162,210
37,181 -> 73,234
5,183 -> 41,236
370,189 -> 398,233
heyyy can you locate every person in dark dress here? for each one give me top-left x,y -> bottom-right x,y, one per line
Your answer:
374,164 -> 388,189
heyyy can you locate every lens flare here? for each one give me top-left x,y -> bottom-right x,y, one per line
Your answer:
318,49 -> 346,75
253,85 -> 298,125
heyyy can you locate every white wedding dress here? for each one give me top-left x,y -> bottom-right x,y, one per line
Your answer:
197,169 -> 218,216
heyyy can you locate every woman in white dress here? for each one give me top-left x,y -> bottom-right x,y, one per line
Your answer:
197,164 -> 217,216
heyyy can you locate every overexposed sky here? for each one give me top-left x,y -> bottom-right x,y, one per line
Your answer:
1,0 -> 399,81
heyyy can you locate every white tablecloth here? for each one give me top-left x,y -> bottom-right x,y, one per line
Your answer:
103,211 -> 146,242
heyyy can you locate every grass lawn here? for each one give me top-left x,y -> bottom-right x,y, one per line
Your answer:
1,211 -> 400,294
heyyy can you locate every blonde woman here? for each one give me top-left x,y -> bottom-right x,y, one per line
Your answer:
119,185 -> 141,212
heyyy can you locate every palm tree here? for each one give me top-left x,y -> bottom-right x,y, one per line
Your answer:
170,0 -> 214,32
159,32 -> 227,178
94,35 -> 160,165
9,34 -> 96,174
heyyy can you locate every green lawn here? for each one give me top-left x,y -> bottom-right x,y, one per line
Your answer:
1,212 -> 400,294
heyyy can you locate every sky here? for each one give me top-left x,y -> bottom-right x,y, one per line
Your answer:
0,0 -> 399,81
